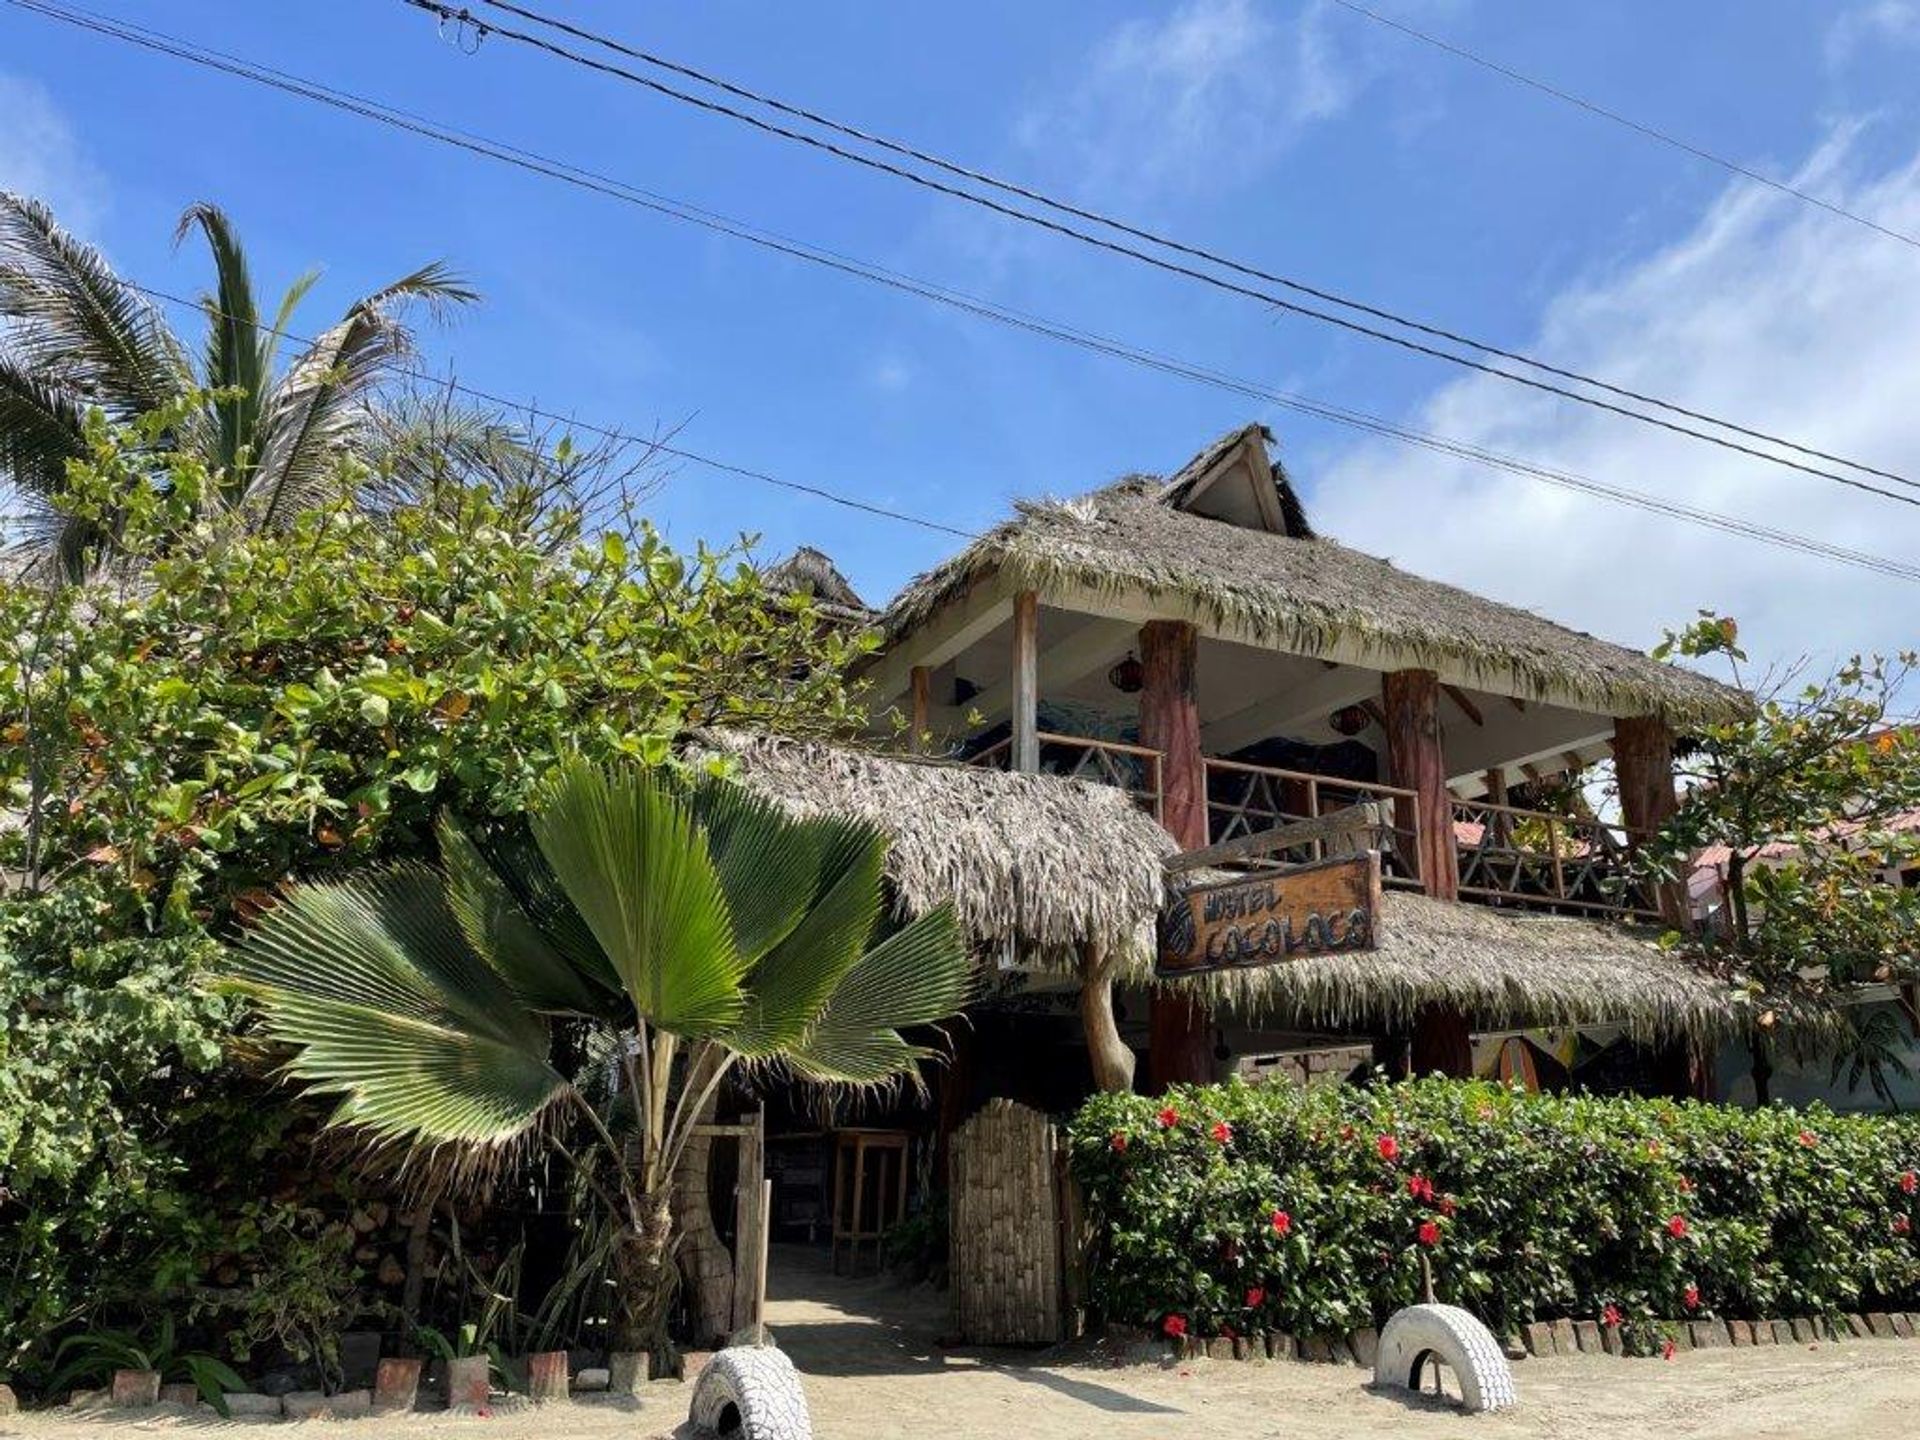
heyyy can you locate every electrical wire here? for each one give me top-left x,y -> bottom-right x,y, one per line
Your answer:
1326,0 -> 1920,255
444,0 -> 1920,504
6,0 -> 1920,581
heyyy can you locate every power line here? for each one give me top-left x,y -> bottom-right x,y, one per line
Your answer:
437,0 -> 1920,507
1327,0 -> 1920,255
105,278 -> 1920,587
8,0 -> 1920,584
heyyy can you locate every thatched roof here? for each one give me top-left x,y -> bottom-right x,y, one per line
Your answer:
882,425 -> 1746,728
682,729 -> 1173,976
1185,888 -> 1743,1043
687,727 -> 1743,1040
764,545 -> 872,621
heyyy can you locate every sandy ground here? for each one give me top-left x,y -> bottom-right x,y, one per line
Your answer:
6,1251 -> 1918,1440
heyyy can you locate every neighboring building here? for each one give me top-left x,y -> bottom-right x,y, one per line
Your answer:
1687,742 -> 1920,1111
736,424 -> 1751,1111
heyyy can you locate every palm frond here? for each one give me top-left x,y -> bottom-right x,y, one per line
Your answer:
438,814 -> 618,1017
175,201 -> 269,485
0,190 -> 189,418
530,760 -> 747,1036
243,261 -> 476,529
725,810 -> 887,1057
236,864 -> 571,1145
786,905 -> 973,1084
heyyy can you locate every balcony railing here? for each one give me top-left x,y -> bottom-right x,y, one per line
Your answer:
1452,798 -> 1660,920
1203,758 -> 1422,888
965,729 -> 1660,921
971,731 -> 1163,818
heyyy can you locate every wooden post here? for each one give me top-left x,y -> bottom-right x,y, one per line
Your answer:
1385,670 -> 1470,1076
755,1177 -> 772,1345
1615,714 -> 1687,928
910,665 -> 932,753
1408,1005 -> 1474,1078
1139,619 -> 1213,1090
1383,669 -> 1459,901
1012,591 -> 1039,773
730,1108 -> 765,1332
1482,767 -> 1512,847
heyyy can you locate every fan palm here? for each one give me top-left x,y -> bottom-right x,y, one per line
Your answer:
234,758 -> 973,1348
0,191 -> 475,576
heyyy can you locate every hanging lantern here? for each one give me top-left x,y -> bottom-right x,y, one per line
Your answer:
1330,703 -> 1371,736
1108,651 -> 1145,693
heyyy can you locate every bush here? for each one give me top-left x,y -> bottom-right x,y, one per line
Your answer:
1070,1078 -> 1920,1351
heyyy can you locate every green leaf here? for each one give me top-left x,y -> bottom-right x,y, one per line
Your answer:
529,759 -> 746,1036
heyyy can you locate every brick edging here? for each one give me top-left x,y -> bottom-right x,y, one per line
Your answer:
1116,1309 -> 1920,1365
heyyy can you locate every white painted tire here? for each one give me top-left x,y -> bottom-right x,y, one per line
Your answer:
689,1346 -> 812,1440
1375,1304 -> 1517,1414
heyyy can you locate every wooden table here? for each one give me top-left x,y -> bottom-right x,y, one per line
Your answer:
830,1128 -> 910,1275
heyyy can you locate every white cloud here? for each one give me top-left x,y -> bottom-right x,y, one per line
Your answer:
0,72 -> 107,233
1017,0 -> 1354,203
1309,131 -> 1920,686
1826,1 -> 1920,68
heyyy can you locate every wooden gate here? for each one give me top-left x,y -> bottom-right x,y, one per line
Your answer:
950,1099 -> 1063,1344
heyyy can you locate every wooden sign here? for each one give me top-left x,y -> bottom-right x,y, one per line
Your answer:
1158,852 -> 1381,978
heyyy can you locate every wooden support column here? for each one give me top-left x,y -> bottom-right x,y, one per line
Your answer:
1482,768 -> 1513,848
1383,670 -> 1459,901
1614,714 -> 1687,929
909,665 -> 931,753
1140,619 -> 1213,1091
1385,670 -> 1470,1076
1011,591 -> 1039,773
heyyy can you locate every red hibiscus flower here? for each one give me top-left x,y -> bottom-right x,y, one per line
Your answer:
1245,1287 -> 1266,1308
1797,1130 -> 1819,1148
1602,1304 -> 1623,1328
1163,1314 -> 1188,1338
1158,1106 -> 1180,1129
1683,1284 -> 1700,1311
1894,1215 -> 1912,1236
1900,1170 -> 1917,1195
1271,1209 -> 1292,1236
1661,1339 -> 1676,1361
1210,1121 -> 1233,1145
1377,1134 -> 1401,1163
1110,1132 -> 1129,1154
1667,1214 -> 1689,1239
1407,1173 -> 1434,1202
1439,1195 -> 1458,1217
1416,1219 -> 1441,1247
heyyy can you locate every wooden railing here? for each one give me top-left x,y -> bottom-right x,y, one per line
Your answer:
971,731 -> 1163,818
1452,797 -> 1659,919
1202,758 -> 1422,888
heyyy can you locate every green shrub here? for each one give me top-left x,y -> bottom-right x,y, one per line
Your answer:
1070,1078 -> 1920,1350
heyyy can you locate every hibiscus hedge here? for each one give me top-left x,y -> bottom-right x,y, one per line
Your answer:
1069,1079 -> 1920,1352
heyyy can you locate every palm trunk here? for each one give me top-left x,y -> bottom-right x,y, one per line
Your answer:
610,1195 -> 676,1354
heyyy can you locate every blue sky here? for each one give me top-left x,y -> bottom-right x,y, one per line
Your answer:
6,0 -> 1920,687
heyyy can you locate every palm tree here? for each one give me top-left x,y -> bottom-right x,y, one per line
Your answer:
0,191 -> 475,576
234,758 -> 973,1349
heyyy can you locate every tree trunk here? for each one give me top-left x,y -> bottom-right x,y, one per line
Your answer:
671,1054 -> 736,1347
1749,1036 -> 1773,1108
1078,941 -> 1135,1093
610,1196 -> 676,1354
